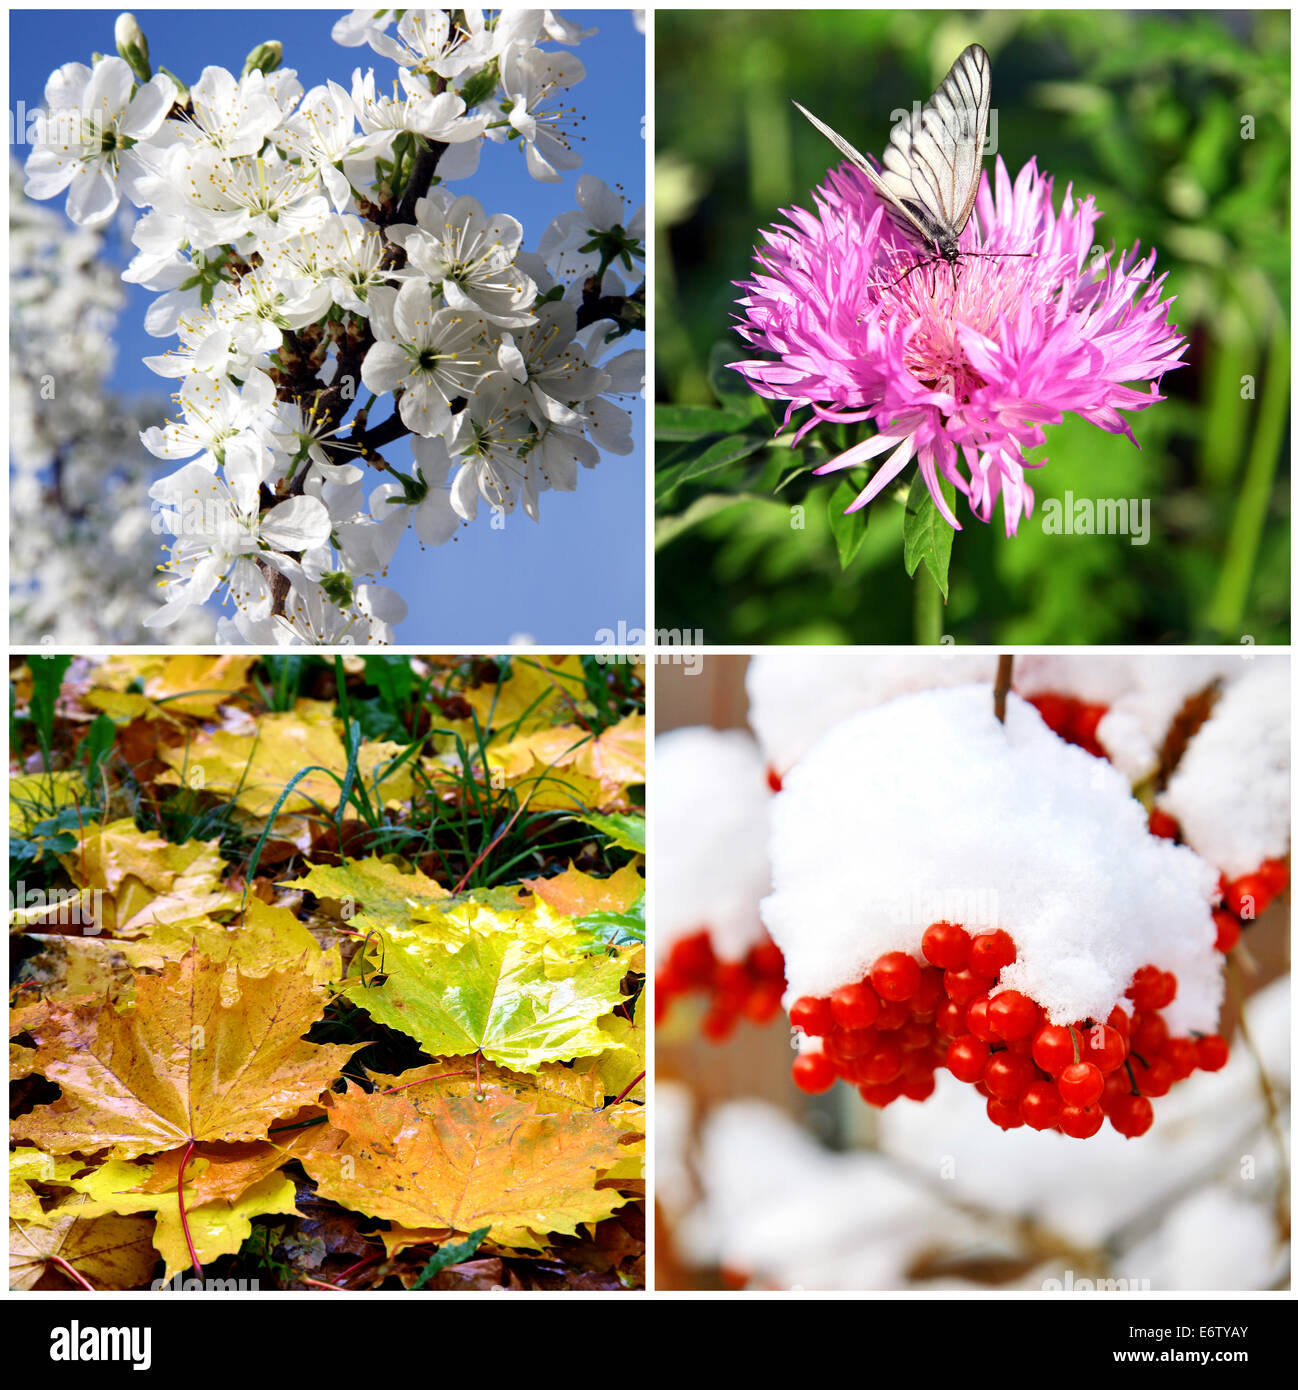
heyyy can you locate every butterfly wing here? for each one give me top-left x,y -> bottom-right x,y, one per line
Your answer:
877,43 -> 991,249
796,43 -> 991,257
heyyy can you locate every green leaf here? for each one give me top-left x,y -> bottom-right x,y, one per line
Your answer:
457,61 -> 499,110
29,655 -> 73,766
344,905 -> 629,1071
410,1228 -> 491,1289
902,476 -> 957,600
655,404 -> 756,440
706,341 -> 764,412
574,894 -> 645,948
827,481 -> 868,568
656,432 -> 767,500
572,812 -> 646,855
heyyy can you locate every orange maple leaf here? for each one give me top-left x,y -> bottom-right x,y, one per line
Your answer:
12,950 -> 358,1159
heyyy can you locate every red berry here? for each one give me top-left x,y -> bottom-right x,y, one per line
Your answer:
1020,1081 -> 1063,1130
1147,808 -> 1180,840
1029,693 -> 1070,736
743,983 -> 784,1025
873,999 -> 910,1031
859,1041 -> 903,1086
1080,1023 -> 1126,1073
791,1051 -> 836,1094
936,999 -> 966,1037
702,1007 -> 737,1042
909,967 -> 943,1016
901,1073 -> 937,1102
968,930 -> 1016,977
1107,1093 -> 1154,1138
1032,1024 -> 1078,1075
1131,1056 -> 1173,1097
984,1053 -> 1035,1102
946,1035 -> 989,1084
988,990 -> 1040,1042
1225,874 -> 1274,921
826,1026 -> 876,1062
944,967 -> 995,1006
1163,1037 -> 1199,1081
765,768 -> 783,794
789,995 -> 833,1037
965,995 -> 996,1043
1106,1005 -> 1131,1039
1070,701 -> 1106,750
1196,1035 -> 1229,1072
1132,1011 -> 1169,1057
830,981 -> 880,1030
1126,965 -> 1176,1011
670,931 -> 716,983
1058,1061 -> 1104,1107
748,940 -> 786,981
871,951 -> 922,1002
859,1079 -> 905,1108
986,1096 -> 1024,1130
898,1020 -> 933,1051
1212,909 -> 1242,953
1257,858 -> 1289,896
921,921 -> 971,971
1059,1104 -> 1104,1139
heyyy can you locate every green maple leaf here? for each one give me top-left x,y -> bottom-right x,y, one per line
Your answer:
342,905 -> 628,1072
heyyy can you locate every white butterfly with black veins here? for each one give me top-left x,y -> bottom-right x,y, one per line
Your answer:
795,44 -> 999,276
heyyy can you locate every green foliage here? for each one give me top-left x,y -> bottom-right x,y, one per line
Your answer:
655,10 -> 1290,644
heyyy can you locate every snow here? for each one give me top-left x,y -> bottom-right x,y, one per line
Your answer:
1158,661 -> 1291,878
655,726 -> 773,961
745,651 -> 1260,783
747,651 -> 994,774
761,685 -> 1223,1031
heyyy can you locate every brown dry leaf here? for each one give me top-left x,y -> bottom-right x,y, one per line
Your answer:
287,1065 -> 639,1246
12,949 -> 358,1158
10,1196 -> 157,1290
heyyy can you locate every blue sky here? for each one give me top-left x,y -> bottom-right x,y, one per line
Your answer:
10,8 -> 646,645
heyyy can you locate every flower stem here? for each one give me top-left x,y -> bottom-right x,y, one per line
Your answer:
1205,316 -> 1289,636
913,565 -> 943,644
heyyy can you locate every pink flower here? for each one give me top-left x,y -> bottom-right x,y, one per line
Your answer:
732,156 -> 1188,536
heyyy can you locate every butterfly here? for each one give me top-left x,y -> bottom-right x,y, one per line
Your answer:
795,44 -> 1028,287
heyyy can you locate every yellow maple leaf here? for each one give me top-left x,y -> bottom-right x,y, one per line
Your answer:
287,1065 -> 638,1246
523,861 -> 644,918
155,705 -> 415,817
67,1159 -> 298,1281
10,1195 -> 156,1290
85,655 -> 258,720
12,950 -> 358,1159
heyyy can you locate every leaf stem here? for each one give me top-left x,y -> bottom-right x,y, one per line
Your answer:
177,1137 -> 203,1281
609,1071 -> 645,1107
51,1255 -> 96,1292
993,654 -> 1013,724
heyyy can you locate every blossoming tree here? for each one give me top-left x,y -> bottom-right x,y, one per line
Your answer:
21,9 -> 645,644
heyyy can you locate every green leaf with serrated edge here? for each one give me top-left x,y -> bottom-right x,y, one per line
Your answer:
902,475 -> 957,600
571,812 -> 645,855
342,911 -> 628,1072
281,856 -> 446,933
655,404 -> 755,439
827,480 -> 869,568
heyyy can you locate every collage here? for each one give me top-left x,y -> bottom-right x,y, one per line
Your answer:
4,0 -> 1292,1358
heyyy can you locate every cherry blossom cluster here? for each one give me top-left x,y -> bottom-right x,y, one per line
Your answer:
22,9 -> 645,643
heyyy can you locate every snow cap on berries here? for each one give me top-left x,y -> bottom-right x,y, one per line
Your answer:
761,685 -> 1224,1033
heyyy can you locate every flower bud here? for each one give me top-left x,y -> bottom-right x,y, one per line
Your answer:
114,13 -> 152,82
242,40 -> 283,77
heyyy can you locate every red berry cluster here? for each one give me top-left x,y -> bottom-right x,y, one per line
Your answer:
656,930 -> 786,1039
1026,693 -> 1108,758
788,922 -> 1231,1139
